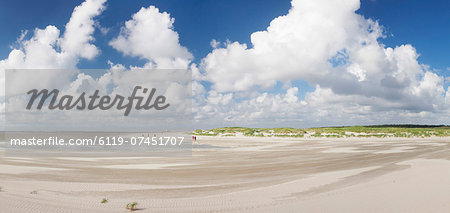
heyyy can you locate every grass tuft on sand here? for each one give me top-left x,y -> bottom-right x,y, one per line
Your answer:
126,202 -> 138,211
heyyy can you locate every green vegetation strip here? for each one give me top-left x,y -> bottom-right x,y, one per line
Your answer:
193,125 -> 450,138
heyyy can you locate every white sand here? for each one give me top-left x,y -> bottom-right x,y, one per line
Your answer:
321,147 -> 367,153
0,136 -> 448,212
101,163 -> 192,170
375,146 -> 416,154
0,165 -> 68,174
269,158 -> 450,213
55,157 -> 162,162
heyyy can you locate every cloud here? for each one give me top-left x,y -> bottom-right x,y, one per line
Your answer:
202,0 -> 375,92
0,0 -> 106,97
2,1 -> 194,131
109,6 -> 192,69
60,0 -> 106,60
210,39 -> 220,49
0,0 -> 106,131
0,0 -> 105,69
0,0 -> 448,129
195,0 -> 449,127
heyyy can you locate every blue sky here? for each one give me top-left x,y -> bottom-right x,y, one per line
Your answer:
0,0 -> 290,68
0,0 -> 449,128
1,0 -> 449,73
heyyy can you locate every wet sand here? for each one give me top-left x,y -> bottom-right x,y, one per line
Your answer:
0,136 -> 449,212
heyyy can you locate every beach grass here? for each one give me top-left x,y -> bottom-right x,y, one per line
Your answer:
126,202 -> 138,211
194,125 -> 450,138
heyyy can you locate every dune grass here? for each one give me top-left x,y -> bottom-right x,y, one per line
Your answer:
194,125 -> 450,138
126,202 -> 138,211
101,198 -> 108,204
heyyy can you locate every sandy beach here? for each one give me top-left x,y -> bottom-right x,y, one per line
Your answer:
0,136 -> 449,212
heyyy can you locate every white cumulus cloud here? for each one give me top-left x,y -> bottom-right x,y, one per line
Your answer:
109,6 -> 192,69
1,0 -> 448,129
194,0 -> 449,127
0,0 -> 106,97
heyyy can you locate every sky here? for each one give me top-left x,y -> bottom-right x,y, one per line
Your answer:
0,0 -> 449,129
